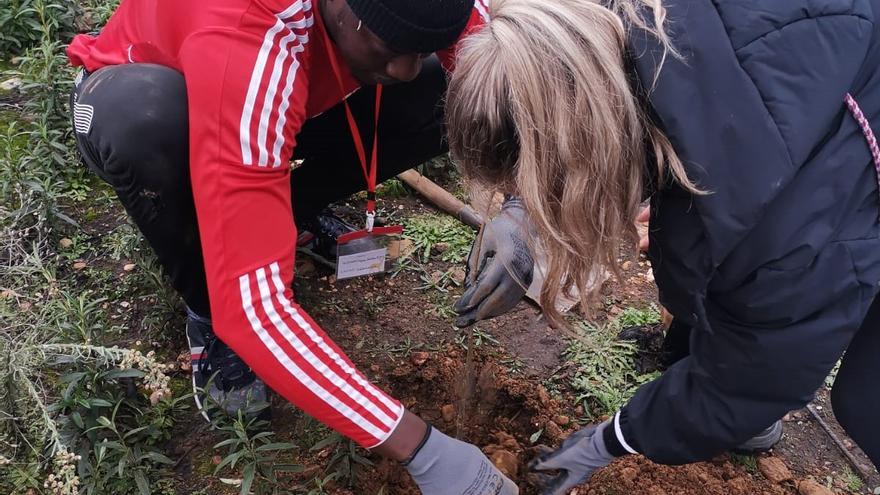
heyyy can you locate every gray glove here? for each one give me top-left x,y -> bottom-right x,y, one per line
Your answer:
528,422 -> 616,495
406,427 -> 519,495
454,198 -> 534,328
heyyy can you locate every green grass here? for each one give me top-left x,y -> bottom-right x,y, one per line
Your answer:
842,466 -> 864,493
730,453 -> 759,475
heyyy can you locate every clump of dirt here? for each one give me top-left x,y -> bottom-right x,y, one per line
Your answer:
586,455 -> 794,495
354,346 -> 571,494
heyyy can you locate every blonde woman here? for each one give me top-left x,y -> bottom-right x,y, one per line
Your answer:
448,0 -> 880,492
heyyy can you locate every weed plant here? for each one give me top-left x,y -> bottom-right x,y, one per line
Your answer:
565,313 -> 661,421
403,213 -> 475,263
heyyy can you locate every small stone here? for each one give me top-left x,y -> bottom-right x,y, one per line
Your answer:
489,450 -> 518,478
0,289 -> 17,299
798,479 -> 837,495
544,420 -> 563,440
621,261 -> 633,271
123,263 -> 136,272
620,466 -> 638,484
758,456 -> 793,483
608,306 -> 622,316
843,439 -> 854,450
212,455 -> 222,465
432,242 -> 450,254
120,301 -> 130,308
298,259 -> 316,276
450,267 -> 467,285
0,77 -> 22,91
177,351 -> 192,372
646,270 -> 655,282
59,238 -> 74,249
73,262 -> 87,270
441,404 -> 455,423
554,415 -> 570,426
328,275 -> 337,284
537,386 -> 551,406
410,351 -> 429,366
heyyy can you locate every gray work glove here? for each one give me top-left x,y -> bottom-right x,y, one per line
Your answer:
454,198 -> 534,328
528,422 -> 616,495
406,427 -> 519,495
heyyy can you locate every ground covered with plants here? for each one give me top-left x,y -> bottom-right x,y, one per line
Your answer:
1,1 -> 879,494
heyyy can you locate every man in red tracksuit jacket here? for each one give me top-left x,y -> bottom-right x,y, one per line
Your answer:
67,0 -> 516,492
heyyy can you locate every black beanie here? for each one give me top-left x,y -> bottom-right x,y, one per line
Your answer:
345,0 -> 474,54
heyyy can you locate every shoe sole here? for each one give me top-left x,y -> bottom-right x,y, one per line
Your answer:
732,421 -> 783,454
185,330 -> 211,423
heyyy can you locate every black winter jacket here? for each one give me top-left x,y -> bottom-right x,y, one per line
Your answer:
609,0 -> 880,463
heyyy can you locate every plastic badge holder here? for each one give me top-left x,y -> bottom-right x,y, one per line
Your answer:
335,225 -> 404,280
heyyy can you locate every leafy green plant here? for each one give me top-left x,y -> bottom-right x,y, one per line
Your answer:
613,305 -> 661,330
212,404 -> 301,495
0,0 -> 77,59
403,213 -> 475,263
565,318 -> 660,420
729,453 -> 758,475
841,466 -> 864,493
376,178 -> 409,199
308,432 -> 373,490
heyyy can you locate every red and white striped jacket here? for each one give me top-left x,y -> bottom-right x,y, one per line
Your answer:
67,0 -> 489,448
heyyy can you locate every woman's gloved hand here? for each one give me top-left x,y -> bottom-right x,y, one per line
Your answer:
528,422 -> 616,495
454,197 -> 534,328
406,427 -> 519,494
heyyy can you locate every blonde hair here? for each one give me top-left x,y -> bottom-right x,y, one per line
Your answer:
446,0 -> 699,326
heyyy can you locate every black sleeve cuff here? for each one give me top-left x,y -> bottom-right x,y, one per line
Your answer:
603,410 -> 639,457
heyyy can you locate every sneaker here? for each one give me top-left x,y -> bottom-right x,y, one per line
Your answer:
296,210 -> 359,268
733,420 -> 783,454
186,312 -> 268,421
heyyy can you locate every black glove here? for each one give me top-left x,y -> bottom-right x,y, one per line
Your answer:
528,421 -> 617,495
454,198 -> 534,328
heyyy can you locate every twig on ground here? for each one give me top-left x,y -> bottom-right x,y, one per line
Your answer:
806,403 -> 875,481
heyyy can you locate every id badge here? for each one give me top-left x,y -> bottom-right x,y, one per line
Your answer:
335,225 -> 403,280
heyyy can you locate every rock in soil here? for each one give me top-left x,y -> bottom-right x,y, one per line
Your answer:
798,479 -> 838,495
440,404 -> 455,423
410,351 -> 429,366
759,456 -> 794,483
489,449 -> 519,478
544,419 -> 564,441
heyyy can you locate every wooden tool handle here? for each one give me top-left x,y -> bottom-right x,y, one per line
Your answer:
397,170 -> 484,229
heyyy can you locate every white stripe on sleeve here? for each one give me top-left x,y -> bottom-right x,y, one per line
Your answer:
238,273 -> 387,440
269,262 -> 402,413
254,267 -> 398,427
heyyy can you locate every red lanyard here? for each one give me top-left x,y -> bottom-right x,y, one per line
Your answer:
319,14 -> 382,230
